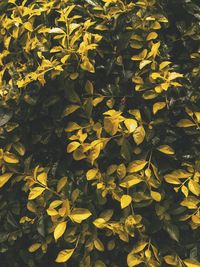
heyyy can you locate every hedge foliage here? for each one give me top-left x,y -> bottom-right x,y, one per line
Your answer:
0,0 -> 200,266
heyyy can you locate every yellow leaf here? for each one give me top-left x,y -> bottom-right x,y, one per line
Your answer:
55,248 -> 74,263
151,191 -> 161,202
67,142 -> 80,153
92,96 -> 104,107
131,49 -> 147,61
57,177 -> 68,193
121,195 -> 132,209
164,175 -> 181,185
28,243 -> 41,253
176,119 -> 196,128
73,148 -> 86,161
139,60 -> 152,70
61,55 -> 70,64
124,119 -> 137,133
167,72 -> 183,81
194,112 -> 200,123
28,187 -> 45,200
0,173 -> 13,188
127,160 -> 147,173
13,142 -> 26,156
146,32 -> 158,41
164,255 -> 178,265
94,260 -> 106,267
153,102 -> 166,114
63,105 -> 80,116
69,208 -> 92,223
188,180 -> 200,196
70,73 -> 79,80
184,259 -> 200,267
85,80 -> 94,94
181,185 -> 189,197
127,254 -> 143,267
159,61 -> 171,70
86,169 -> 98,180
3,152 -> 19,164
94,238 -> 104,251
157,145 -> 175,155
133,125 -> 145,145
119,175 -> 142,188
54,221 -> 67,241
24,21 -> 33,32
37,172 -> 47,186
80,59 -> 95,73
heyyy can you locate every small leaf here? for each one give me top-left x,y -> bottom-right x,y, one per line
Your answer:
151,191 -> 161,202
57,177 -> 68,193
86,169 -> 98,180
176,119 -> 195,128
153,102 -> 166,114
127,160 -> 147,173
188,180 -> 200,196
157,145 -> 175,155
184,259 -> 200,267
0,173 -> 13,188
127,254 -> 143,267
121,195 -> 132,209
67,142 -> 80,153
133,126 -> 145,145
3,152 -> 19,164
28,187 -> 45,200
54,221 -> 67,241
55,248 -> 74,263
146,32 -> 158,40
164,255 -> 178,266
94,238 -> 104,251
28,243 -> 41,253
124,119 -> 137,133
37,172 -> 47,186
69,208 -> 92,223
63,105 -> 80,117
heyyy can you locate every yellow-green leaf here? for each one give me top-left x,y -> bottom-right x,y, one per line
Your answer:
54,221 -> 67,241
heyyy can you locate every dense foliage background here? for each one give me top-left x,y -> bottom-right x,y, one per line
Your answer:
0,0 -> 200,266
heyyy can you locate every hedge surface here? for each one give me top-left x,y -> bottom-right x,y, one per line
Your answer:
0,0 -> 200,266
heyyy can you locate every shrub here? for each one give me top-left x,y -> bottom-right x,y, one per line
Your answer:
0,0 -> 199,266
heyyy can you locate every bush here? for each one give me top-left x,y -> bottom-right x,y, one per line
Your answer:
0,0 -> 199,266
